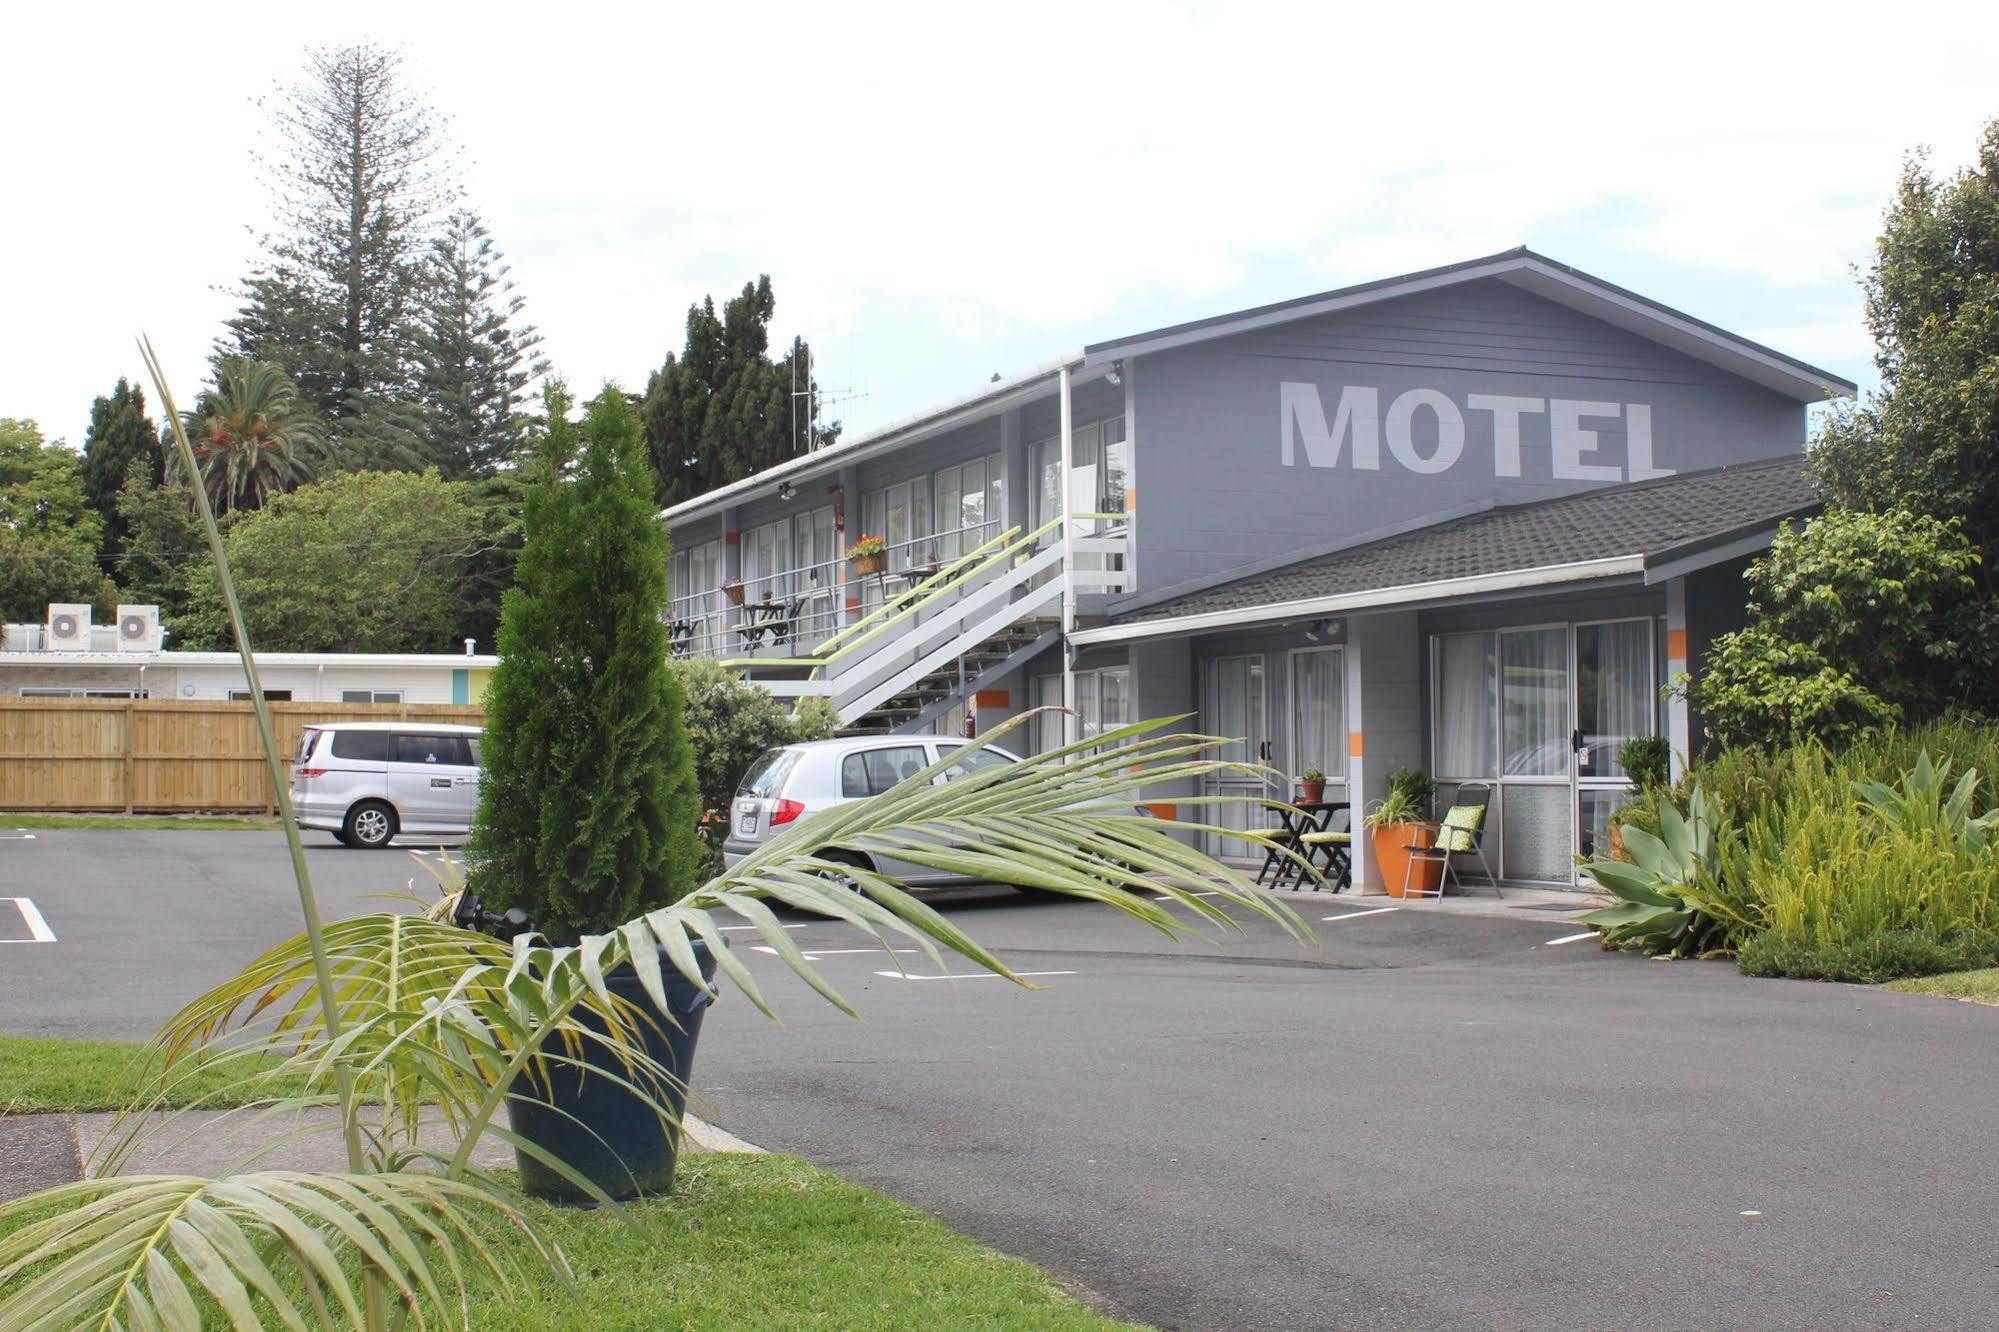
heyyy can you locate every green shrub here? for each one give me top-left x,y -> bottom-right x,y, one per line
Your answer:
1594,718 -> 1999,981
672,655 -> 839,818
468,385 -> 704,943
1618,736 -> 1671,792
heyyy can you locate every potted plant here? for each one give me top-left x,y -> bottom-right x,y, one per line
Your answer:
1298,769 -> 1327,804
846,533 -> 888,576
1363,765 -> 1440,898
467,385 -> 713,1202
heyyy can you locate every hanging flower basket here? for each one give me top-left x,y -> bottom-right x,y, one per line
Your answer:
845,535 -> 888,577
722,579 -> 746,606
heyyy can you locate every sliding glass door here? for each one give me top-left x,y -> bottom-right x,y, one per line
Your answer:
1200,654 -> 1267,859
1430,618 -> 1656,884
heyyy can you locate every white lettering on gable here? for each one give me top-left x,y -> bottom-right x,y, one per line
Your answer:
1280,383 -> 1675,483
1280,382 -> 1378,470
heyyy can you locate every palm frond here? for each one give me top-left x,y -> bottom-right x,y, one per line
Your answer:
0,1170 -> 546,1332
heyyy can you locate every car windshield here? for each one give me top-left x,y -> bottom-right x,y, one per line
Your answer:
738,748 -> 799,799
296,728 -> 321,762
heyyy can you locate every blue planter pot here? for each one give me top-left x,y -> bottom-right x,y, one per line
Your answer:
506,941 -> 718,1202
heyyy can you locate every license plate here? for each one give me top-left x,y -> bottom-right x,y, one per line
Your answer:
737,810 -> 758,836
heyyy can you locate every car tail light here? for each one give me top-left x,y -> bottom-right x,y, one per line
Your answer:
295,768 -> 327,779
769,799 -> 805,826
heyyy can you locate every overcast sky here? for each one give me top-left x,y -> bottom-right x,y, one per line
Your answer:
5,1 -> 1996,449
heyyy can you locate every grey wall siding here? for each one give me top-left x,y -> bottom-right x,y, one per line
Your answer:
1129,278 -> 1808,596
1685,555 -> 1756,759
1019,378 -> 1123,445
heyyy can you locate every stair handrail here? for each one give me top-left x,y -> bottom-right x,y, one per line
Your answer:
719,512 -> 1125,676
719,521 -> 1027,672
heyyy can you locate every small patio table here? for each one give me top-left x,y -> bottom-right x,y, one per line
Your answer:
1256,800 -> 1350,891
736,600 -> 793,655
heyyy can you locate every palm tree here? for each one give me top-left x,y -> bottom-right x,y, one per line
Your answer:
176,359 -> 320,513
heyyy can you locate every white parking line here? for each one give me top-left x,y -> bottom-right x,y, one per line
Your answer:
1322,906 -> 1399,922
749,946 -> 919,958
1,897 -> 56,943
873,970 -> 1078,982
718,923 -> 810,932
1543,931 -> 1601,947
0,833 -> 35,840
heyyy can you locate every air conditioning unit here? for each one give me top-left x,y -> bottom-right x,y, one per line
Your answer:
46,604 -> 91,651
116,604 -> 163,653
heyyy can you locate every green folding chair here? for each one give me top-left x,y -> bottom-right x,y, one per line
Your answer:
1298,808 -> 1354,892
1401,783 -> 1497,900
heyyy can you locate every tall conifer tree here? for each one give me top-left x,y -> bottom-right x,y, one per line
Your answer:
639,276 -> 837,506
468,384 -> 703,942
412,210 -> 548,477
79,378 -> 160,558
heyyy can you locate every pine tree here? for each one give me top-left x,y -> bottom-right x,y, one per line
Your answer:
639,276 -> 837,507
218,42 -> 456,470
413,210 -> 548,477
79,379 -> 160,559
468,384 -> 703,943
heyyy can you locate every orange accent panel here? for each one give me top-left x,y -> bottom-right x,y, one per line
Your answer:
723,530 -> 740,545
1142,802 -> 1177,821
844,597 -> 862,611
973,689 -> 1010,709
1666,628 -> 1689,662
1124,487 -> 1137,512
1348,731 -> 1365,758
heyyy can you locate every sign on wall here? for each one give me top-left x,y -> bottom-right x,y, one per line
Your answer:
1279,382 -> 1675,484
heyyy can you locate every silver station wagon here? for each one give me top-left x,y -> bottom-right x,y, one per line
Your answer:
724,735 -> 1019,886
290,722 -> 484,848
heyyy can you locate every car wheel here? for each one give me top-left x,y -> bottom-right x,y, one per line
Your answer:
344,800 -> 397,849
332,828 -> 355,848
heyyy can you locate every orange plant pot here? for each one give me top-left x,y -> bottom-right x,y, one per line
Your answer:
1371,823 -> 1442,898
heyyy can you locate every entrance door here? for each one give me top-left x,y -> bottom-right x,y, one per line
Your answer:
1200,654 -> 1267,859
1497,626 -> 1574,882
1575,618 -> 1655,863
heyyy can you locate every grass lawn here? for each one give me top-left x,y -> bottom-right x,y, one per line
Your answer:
469,1154 -> 1141,1331
1885,968 -> 1999,1006
3,812 -> 276,831
0,1036 -> 308,1114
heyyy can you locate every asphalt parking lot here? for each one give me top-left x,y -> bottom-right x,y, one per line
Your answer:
6,829 -> 1998,1330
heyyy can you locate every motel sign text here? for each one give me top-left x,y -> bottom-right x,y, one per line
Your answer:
1280,382 -> 1675,483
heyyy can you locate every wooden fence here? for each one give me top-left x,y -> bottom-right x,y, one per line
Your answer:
0,699 -> 486,814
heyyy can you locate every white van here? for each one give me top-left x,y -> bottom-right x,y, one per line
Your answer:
290,722 -> 484,848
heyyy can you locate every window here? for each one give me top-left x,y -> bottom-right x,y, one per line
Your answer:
340,689 -> 403,705
737,748 -> 800,799
1433,634 -> 1497,779
1290,648 -> 1346,781
839,745 -> 929,798
228,690 -> 293,701
394,733 -> 474,766
936,745 -> 1014,783
19,688 -> 80,698
330,730 -> 394,762
1028,667 -> 1130,753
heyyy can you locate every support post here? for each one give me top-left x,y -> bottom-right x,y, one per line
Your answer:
1058,366 -> 1076,745
1665,578 -> 1691,780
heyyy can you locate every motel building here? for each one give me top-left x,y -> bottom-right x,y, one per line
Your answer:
665,249 -> 1853,891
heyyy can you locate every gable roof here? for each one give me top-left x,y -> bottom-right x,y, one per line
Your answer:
1083,248 -> 1856,403
1073,455 -> 1818,644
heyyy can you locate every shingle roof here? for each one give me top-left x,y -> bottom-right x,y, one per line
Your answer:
1113,455 -> 1817,626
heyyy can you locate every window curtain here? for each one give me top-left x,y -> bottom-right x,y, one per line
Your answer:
1435,634 -> 1497,778
1501,628 -> 1568,777
1292,650 -> 1345,779
1586,621 -> 1652,778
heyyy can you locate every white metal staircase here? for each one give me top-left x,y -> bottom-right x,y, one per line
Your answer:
720,516 -> 1127,734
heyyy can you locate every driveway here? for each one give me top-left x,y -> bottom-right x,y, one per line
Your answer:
5,829 -> 1997,1329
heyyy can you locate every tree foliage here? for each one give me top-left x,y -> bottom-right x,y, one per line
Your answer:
671,654 -> 839,816
639,276 -> 835,507
1691,511 -> 1991,749
0,417 -> 101,545
468,385 -> 703,943
1813,118 -> 1999,577
79,378 -> 160,555
219,42 -> 457,471
111,470 -> 204,621
176,469 -> 485,652
174,359 -> 321,514
413,210 -> 547,478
